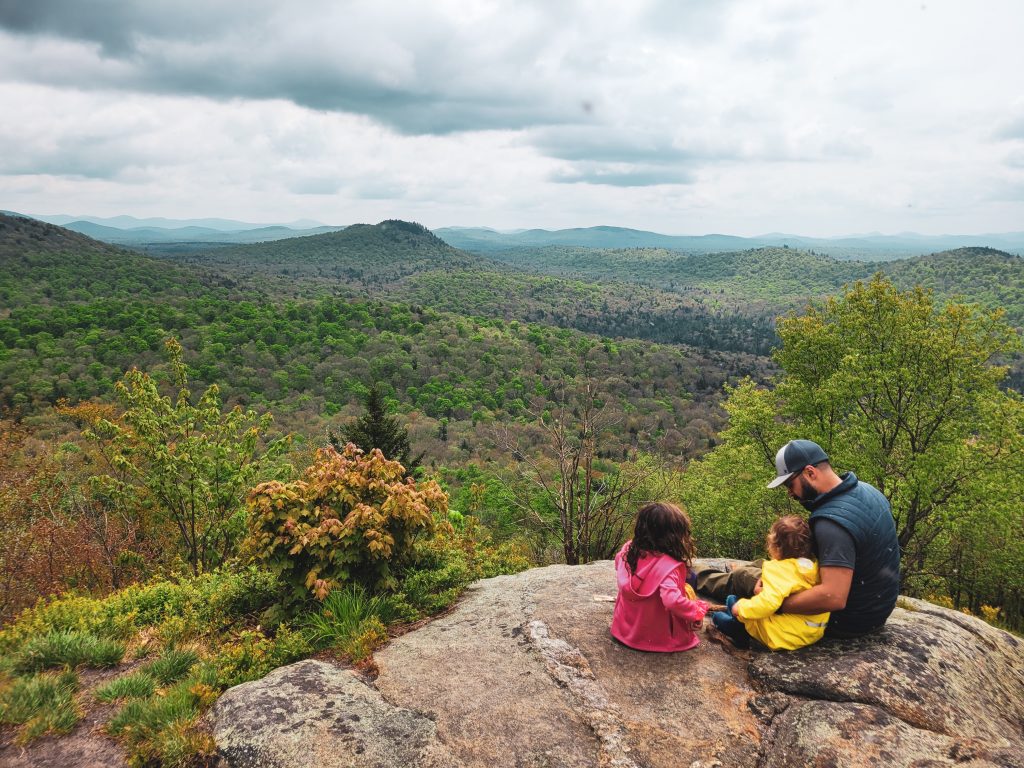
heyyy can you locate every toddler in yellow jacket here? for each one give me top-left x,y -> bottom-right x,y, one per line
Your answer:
710,516 -> 830,650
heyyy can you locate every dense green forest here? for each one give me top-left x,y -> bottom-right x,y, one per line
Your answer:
1,215 -> 766,459
481,243 -> 1024,324
163,223 -> 1024,364
2,212 -> 1023,764
163,220 -> 785,354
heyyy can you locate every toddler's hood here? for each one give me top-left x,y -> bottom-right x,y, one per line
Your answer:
616,545 -> 684,599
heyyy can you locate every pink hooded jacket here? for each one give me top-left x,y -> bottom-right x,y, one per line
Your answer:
610,541 -> 709,652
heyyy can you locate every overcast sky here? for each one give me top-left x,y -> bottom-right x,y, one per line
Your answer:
2,0 -> 1023,236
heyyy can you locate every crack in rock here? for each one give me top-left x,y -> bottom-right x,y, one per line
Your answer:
527,620 -> 641,768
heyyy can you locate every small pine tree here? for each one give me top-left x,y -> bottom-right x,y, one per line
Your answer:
330,384 -> 421,473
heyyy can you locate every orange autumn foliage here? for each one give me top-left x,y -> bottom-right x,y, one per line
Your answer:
246,443 -> 447,603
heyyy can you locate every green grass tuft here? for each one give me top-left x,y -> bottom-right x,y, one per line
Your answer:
93,671 -> 156,702
144,648 -> 199,686
305,585 -> 402,645
93,648 -> 198,704
0,668 -> 80,742
107,664 -> 220,767
16,630 -> 125,672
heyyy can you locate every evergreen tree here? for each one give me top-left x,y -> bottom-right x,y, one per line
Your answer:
330,384 -> 420,473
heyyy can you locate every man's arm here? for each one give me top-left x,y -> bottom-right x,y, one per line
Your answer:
779,566 -> 853,614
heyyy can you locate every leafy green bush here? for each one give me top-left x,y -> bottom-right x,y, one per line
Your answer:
210,625 -> 311,689
246,444 -> 448,603
15,630 -> 125,672
396,515 -> 531,614
0,566 -> 282,654
400,566 -> 468,614
84,338 -> 291,576
0,668 -> 80,742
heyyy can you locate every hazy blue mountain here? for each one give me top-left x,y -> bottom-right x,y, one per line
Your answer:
433,225 -> 749,252
4,211 -> 347,250
12,210 -> 1024,259
27,214 -> 331,231
63,221 -> 223,240
434,226 -> 1024,260
49,220 -> 346,249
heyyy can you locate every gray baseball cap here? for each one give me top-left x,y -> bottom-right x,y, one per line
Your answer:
767,439 -> 829,488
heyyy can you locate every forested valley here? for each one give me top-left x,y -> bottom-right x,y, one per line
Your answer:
2,211 -> 1023,763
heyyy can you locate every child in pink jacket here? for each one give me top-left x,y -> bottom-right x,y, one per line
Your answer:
611,502 -> 709,652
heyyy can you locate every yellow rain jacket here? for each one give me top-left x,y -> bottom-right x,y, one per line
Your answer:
734,557 -> 829,651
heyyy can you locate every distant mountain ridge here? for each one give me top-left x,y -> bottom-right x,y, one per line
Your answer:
61,220 -> 346,245
434,225 -> 1024,260
14,213 -> 331,231
8,211 -> 1024,260
1,211 -> 345,251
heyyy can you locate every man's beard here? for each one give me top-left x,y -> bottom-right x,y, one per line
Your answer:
797,479 -> 818,509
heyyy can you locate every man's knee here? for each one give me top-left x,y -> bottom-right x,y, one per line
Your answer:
694,563 -> 762,600
729,563 -> 763,597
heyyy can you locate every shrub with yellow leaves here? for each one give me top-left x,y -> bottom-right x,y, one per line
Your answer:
246,443 -> 447,603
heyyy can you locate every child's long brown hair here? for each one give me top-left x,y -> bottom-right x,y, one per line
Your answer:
626,502 -> 696,574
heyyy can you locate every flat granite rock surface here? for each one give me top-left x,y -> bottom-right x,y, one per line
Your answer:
212,560 -> 1024,768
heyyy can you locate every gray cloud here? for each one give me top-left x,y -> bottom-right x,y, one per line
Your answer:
0,1 -> 581,135
0,133 -> 151,180
551,164 -> 694,187
352,180 -> 409,200
531,127 -> 699,164
0,0 -> 272,54
637,0 -> 741,43
1006,149 -> 1024,169
2,1 -> 1023,226
995,114 -> 1024,141
530,126 -> 703,187
289,177 -> 342,195
0,1 -> 753,188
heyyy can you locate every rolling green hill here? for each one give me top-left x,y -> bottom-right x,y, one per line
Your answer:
480,244 -> 874,304
158,221 -> 786,354
6,213 -> 1022,458
479,243 -> 1024,325
0,215 -> 767,460
158,222 -> 1024,358
883,247 -> 1024,325
435,225 -> 1024,260
172,219 -> 483,285
0,213 -> 218,309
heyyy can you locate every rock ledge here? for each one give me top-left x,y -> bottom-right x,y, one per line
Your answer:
212,562 -> 1024,768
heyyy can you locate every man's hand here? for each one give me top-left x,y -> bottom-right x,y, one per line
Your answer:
780,566 -> 853,614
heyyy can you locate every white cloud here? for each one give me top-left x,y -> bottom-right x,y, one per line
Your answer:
1,0 -> 1023,234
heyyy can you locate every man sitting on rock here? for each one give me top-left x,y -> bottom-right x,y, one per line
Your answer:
697,439 -> 901,639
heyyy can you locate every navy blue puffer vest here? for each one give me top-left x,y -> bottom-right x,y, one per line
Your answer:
809,472 -> 901,634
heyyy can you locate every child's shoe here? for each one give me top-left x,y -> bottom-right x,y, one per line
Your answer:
711,610 -> 751,649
